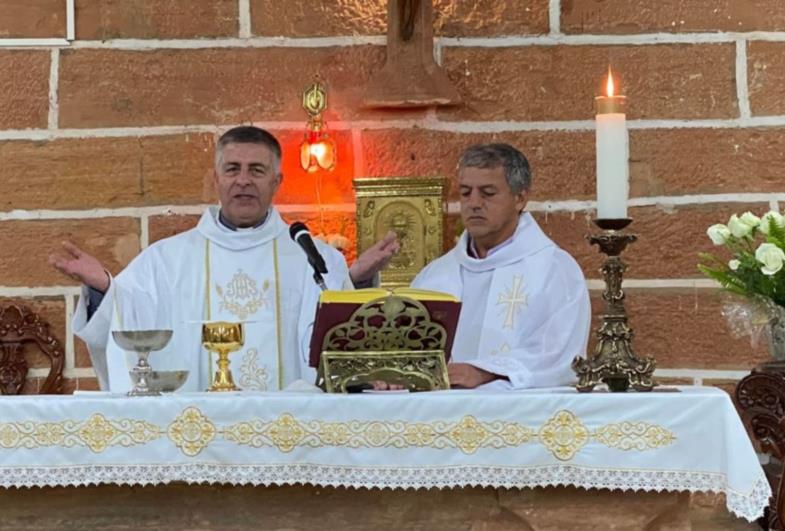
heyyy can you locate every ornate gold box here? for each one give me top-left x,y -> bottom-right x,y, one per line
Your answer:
353,177 -> 447,287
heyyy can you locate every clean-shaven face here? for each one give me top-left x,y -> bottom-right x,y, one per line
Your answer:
459,165 -> 527,254
214,142 -> 281,227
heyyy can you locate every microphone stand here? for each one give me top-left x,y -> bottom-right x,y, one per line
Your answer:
313,270 -> 327,291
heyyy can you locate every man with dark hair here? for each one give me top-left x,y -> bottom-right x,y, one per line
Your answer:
412,143 -> 591,389
50,126 -> 398,392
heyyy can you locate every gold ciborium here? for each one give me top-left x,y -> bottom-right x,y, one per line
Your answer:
202,321 -> 243,392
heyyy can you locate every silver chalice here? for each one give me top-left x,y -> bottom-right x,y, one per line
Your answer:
112,329 -> 173,396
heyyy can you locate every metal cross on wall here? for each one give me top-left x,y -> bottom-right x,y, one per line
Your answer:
363,0 -> 461,108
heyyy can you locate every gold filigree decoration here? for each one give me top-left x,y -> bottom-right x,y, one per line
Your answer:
239,348 -> 269,391
0,409 -> 675,460
323,296 -> 447,353
167,407 -> 216,457
215,270 -> 269,320
496,275 -> 527,330
0,414 -> 161,453
539,410 -> 590,461
223,414 -> 533,454
593,422 -> 676,451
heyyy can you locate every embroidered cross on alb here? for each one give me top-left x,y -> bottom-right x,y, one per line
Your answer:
497,275 -> 527,330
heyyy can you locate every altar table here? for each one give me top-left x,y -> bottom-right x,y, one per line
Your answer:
0,386 -> 770,525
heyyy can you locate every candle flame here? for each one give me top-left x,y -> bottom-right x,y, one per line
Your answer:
606,67 -> 615,97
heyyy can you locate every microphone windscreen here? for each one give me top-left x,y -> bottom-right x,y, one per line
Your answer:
289,221 -> 308,240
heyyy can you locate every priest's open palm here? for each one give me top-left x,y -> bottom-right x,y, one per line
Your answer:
349,230 -> 400,283
49,241 -> 110,291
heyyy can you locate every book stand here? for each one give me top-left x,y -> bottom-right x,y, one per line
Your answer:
315,295 -> 450,392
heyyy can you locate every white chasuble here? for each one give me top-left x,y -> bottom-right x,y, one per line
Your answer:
73,206 -> 350,393
412,213 -> 591,390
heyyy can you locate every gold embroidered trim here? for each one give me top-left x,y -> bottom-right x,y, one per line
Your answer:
167,407 -> 216,457
0,414 -> 161,453
273,239 -> 283,390
0,409 -> 675,460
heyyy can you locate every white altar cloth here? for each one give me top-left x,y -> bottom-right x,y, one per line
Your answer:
0,386 -> 769,521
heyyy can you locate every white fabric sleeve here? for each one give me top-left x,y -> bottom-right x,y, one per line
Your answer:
72,274 -> 117,390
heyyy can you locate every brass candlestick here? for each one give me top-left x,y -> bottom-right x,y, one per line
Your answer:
572,218 -> 656,392
202,321 -> 243,392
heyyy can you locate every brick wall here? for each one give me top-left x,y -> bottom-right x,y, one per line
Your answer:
1,0 -> 783,393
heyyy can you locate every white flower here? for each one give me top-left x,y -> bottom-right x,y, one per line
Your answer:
728,259 -> 740,271
760,211 -> 785,235
755,243 -> 785,276
707,224 -> 731,245
728,214 -> 754,238
740,211 -> 761,228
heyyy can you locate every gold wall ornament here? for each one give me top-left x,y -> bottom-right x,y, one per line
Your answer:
317,295 -> 450,392
354,177 -> 446,287
202,321 -> 243,392
572,219 -> 657,392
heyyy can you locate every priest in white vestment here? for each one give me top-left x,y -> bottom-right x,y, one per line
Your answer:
412,143 -> 591,390
51,126 -> 397,392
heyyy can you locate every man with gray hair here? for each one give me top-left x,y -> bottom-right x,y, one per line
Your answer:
50,126 -> 398,392
412,143 -> 591,389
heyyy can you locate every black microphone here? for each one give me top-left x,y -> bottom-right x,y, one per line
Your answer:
289,222 -> 329,290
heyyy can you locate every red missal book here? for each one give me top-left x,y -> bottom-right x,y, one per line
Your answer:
308,288 -> 461,368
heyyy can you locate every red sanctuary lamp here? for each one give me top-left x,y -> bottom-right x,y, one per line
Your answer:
300,81 -> 337,173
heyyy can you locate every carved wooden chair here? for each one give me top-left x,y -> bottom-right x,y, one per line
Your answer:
0,303 -> 64,394
737,365 -> 785,530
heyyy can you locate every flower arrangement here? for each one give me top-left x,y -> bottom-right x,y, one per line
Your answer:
699,210 -> 785,359
699,210 -> 785,305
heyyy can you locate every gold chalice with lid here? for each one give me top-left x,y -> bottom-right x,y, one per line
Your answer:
202,321 -> 243,392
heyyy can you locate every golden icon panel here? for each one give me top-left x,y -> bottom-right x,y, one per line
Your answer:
353,177 -> 447,287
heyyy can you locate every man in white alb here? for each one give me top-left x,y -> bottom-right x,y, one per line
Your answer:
49,126 -> 398,392
412,143 -> 591,389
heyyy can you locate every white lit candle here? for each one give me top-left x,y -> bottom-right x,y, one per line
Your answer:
595,69 -> 629,220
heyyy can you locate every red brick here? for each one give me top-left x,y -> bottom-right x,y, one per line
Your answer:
58,47 -> 387,128
21,377 -> 41,395
0,135 -> 214,212
361,129 -> 596,202
0,50 -> 50,130
74,336 -> 92,369
562,0 -> 785,34
361,127 -> 785,203
590,289 -> 770,370
61,378 -> 77,394
0,298 -> 66,371
149,214 -> 201,245
77,377 -> 100,391
0,218 -> 140,287
76,0 -> 238,39
0,0 -> 65,38
250,0 -> 548,37
748,41 -> 785,117
439,44 -> 737,121
534,202 -> 771,280
280,211 -> 358,264
654,377 -> 695,386
629,127 -> 785,196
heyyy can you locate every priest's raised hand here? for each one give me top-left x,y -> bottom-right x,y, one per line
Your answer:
348,230 -> 400,285
49,241 -> 110,292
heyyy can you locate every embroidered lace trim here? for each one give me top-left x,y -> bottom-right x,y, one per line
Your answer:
0,463 -> 768,521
